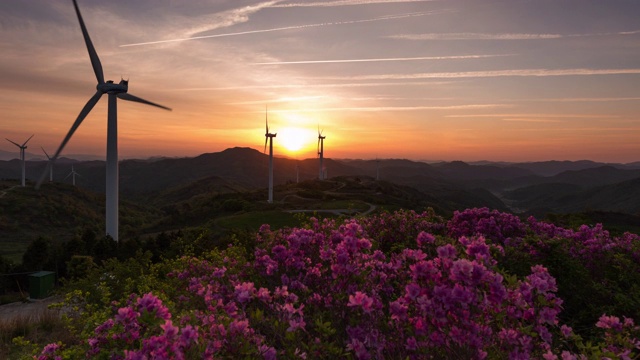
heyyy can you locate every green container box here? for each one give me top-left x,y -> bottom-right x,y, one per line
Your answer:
28,271 -> 56,299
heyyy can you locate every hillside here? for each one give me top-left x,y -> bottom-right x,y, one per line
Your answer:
0,180 -> 161,263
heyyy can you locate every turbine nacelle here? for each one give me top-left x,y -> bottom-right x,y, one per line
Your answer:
97,80 -> 128,94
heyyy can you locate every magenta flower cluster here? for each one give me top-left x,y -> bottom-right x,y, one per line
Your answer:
37,209 -> 640,359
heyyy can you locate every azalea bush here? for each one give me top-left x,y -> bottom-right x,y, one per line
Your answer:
33,209 -> 640,359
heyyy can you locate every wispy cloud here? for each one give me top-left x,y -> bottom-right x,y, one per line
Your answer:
229,96 -> 326,105
273,104 -> 511,113
447,114 -> 620,119
388,30 -> 640,41
172,81 -> 456,91
517,97 -> 640,102
120,11 -> 443,47
175,1 -> 283,39
251,54 -> 514,65
329,68 -> 640,80
389,33 -> 563,40
501,118 -> 562,123
270,0 -> 436,7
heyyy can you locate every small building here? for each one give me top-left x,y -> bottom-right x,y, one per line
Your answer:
28,271 -> 55,299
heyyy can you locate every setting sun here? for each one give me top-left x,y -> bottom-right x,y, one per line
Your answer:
277,127 -> 313,153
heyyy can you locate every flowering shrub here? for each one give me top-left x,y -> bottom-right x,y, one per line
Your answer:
36,209 -> 640,359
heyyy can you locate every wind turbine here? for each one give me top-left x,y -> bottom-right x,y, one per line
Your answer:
264,108 -> 277,203
317,127 -> 326,180
6,135 -> 34,187
41,147 -> 54,182
36,0 -> 171,242
65,165 -> 81,186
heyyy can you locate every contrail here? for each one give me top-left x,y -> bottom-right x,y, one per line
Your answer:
120,11 -> 446,47
329,68 -> 640,80
270,0 -> 436,7
389,30 -> 640,41
251,54 -> 514,65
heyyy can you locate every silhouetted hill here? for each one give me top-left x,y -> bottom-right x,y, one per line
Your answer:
0,180 -> 160,246
509,160 -> 623,177
550,166 -> 640,188
505,177 -> 640,216
432,161 -> 534,181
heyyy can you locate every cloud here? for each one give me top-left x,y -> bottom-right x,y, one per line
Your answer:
446,114 -> 620,119
388,30 -> 640,41
272,104 -> 511,113
172,81 -> 456,91
327,68 -> 640,80
251,54 -> 514,65
120,11 -> 443,47
518,97 -> 640,102
389,33 -> 563,40
270,0 -> 436,7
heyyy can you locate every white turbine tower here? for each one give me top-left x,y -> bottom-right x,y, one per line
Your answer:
264,108 -> 277,203
6,135 -> 34,187
36,0 -> 171,242
41,147 -> 53,182
65,165 -> 81,186
317,127 -> 326,180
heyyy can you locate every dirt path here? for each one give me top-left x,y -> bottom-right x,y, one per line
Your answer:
0,296 -> 61,324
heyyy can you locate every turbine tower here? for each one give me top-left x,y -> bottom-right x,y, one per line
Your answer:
36,0 -> 171,242
65,165 -> 81,186
264,108 -> 277,203
42,147 -> 54,182
317,127 -> 326,180
6,135 -> 34,187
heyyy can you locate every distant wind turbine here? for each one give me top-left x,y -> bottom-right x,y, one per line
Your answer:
65,165 -> 81,186
317,127 -> 326,180
36,0 -> 171,242
41,147 -> 53,182
6,135 -> 34,187
264,107 -> 277,203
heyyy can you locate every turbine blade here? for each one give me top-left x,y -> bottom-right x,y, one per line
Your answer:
72,0 -> 104,84
117,93 -> 172,110
64,171 -> 72,180
317,138 -> 320,155
41,147 -> 51,160
264,137 -> 268,153
22,134 -> 34,147
35,91 -> 102,189
5,138 -> 20,148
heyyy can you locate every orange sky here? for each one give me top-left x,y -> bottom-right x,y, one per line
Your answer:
1,0 -> 640,163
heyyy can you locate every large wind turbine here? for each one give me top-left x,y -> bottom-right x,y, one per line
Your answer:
6,135 -> 34,187
41,147 -> 53,182
317,127 -> 326,180
36,0 -> 171,242
65,165 -> 81,186
264,108 -> 277,203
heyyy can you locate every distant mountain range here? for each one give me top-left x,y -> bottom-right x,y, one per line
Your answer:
2,147 -> 640,216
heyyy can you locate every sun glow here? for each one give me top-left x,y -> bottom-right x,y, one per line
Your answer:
278,127 -> 313,153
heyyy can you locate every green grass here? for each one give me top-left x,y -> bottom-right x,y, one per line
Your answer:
316,200 -> 370,211
215,211 -> 302,231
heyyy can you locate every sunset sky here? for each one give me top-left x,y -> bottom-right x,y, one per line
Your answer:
1,0 -> 639,163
